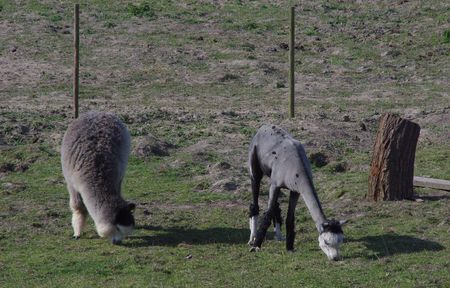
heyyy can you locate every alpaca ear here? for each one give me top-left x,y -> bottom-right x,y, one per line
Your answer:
128,202 -> 136,211
339,220 -> 348,226
320,222 -> 329,233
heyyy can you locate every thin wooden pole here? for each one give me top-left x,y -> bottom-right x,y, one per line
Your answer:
289,6 -> 295,118
73,4 -> 79,118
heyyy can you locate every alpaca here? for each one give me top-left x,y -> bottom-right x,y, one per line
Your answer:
247,124 -> 347,260
61,111 -> 135,244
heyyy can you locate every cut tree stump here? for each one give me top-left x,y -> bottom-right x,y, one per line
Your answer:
368,114 -> 421,201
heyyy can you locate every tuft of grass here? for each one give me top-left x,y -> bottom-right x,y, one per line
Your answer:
443,29 -> 450,43
305,26 -> 319,36
49,14 -> 62,22
104,21 -> 117,28
128,2 -> 156,19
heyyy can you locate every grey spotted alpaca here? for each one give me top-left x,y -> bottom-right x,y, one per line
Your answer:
248,124 -> 347,260
61,111 -> 135,244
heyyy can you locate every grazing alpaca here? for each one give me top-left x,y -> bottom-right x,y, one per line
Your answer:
248,124 -> 347,260
61,111 -> 135,244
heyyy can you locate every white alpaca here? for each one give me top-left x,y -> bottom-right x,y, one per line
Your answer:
61,111 -> 135,244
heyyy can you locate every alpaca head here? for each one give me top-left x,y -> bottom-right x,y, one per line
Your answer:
318,219 -> 347,261
112,202 -> 136,244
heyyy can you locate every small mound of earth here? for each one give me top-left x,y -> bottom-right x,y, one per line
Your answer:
0,162 -> 29,174
2,182 -> 27,194
207,162 -> 232,180
183,140 -> 214,164
211,178 -> 238,192
183,140 -> 211,154
209,161 -> 231,172
328,161 -> 348,173
133,134 -> 173,157
309,151 -> 329,167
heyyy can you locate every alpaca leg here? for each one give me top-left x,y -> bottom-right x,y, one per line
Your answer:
68,185 -> 87,239
248,147 -> 262,246
248,175 -> 261,245
286,191 -> 299,251
273,201 -> 284,241
252,184 -> 280,250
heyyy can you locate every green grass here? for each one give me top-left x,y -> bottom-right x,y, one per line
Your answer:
125,155 -> 233,204
415,146 -> 450,180
1,142 -> 449,287
127,2 -> 157,20
443,29 -> 450,43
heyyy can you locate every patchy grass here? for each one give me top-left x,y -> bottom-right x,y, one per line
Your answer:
1,143 -> 449,287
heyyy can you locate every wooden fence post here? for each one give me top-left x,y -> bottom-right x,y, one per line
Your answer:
289,6 -> 295,118
73,4 -> 80,118
368,114 -> 421,201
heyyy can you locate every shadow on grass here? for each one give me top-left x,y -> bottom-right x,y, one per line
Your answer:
122,225 -> 249,247
416,195 -> 450,201
348,233 -> 444,259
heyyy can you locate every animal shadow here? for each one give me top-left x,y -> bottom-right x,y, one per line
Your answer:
348,233 -> 444,259
416,195 -> 450,201
122,225 -> 249,248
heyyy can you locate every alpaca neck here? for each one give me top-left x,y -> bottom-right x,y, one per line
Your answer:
295,178 -> 326,233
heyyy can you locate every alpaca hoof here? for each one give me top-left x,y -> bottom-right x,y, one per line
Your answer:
112,239 -> 122,245
247,238 -> 255,246
73,235 -> 80,240
249,246 -> 261,252
275,235 -> 285,241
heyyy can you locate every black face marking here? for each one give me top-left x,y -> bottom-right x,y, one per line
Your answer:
322,219 -> 343,234
295,174 -> 299,178
272,126 -> 275,129
115,206 -> 135,227
112,238 -> 122,245
272,151 -> 276,154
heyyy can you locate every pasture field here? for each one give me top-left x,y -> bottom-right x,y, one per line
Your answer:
1,1 -> 449,287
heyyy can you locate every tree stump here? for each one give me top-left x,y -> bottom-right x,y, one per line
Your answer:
368,114 -> 420,201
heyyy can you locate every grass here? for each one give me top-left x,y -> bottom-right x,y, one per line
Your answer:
1,141 -> 449,287
127,2 -> 157,20
1,0 -> 450,287
443,29 -> 450,43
